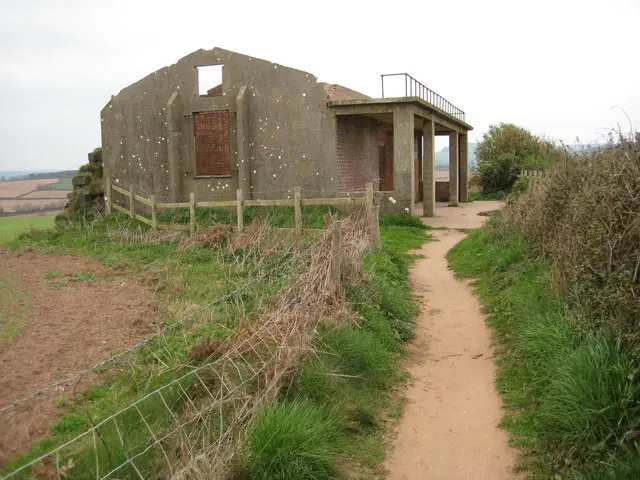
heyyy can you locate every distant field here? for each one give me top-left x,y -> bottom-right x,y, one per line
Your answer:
36,178 -> 73,191
21,190 -> 69,199
0,215 -> 56,245
0,199 -> 66,213
0,179 -> 59,198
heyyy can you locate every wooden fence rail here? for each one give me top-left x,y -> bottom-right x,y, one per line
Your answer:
520,170 -> 545,177
105,178 -> 381,248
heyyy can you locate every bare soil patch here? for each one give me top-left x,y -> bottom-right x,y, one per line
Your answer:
0,179 -> 59,199
20,190 -> 70,199
0,248 -> 159,465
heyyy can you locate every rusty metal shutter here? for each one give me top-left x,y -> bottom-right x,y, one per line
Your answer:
194,110 -> 230,176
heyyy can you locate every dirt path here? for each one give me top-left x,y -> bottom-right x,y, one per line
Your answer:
385,204 -> 520,479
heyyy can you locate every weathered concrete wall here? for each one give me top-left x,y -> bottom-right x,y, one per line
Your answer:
101,48 -> 338,204
336,115 -> 380,192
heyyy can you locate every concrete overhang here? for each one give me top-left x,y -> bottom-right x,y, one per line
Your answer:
328,97 -> 473,133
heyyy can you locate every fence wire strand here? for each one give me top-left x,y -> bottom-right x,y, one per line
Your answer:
0,248 -> 301,413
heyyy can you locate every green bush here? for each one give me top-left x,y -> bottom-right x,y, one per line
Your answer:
505,135 -> 640,342
245,400 -> 340,480
508,175 -> 531,199
475,123 -> 561,195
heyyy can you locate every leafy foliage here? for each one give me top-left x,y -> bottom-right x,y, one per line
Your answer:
505,134 -> 640,344
475,123 -> 562,195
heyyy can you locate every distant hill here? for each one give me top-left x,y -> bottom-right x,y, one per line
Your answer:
435,143 -> 478,171
0,170 -> 77,181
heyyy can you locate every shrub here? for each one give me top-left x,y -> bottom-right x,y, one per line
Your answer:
475,123 -> 562,195
505,134 -> 640,342
245,400 -> 340,480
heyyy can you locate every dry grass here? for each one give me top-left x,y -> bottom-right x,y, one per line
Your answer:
171,217 -> 369,479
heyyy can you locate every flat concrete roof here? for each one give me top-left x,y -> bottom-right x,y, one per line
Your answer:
328,96 -> 473,132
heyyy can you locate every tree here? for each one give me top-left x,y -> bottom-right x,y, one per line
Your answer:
475,123 -> 556,195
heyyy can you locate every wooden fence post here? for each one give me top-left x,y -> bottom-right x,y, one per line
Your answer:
294,186 -> 302,241
365,183 -> 380,249
151,195 -> 157,231
329,221 -> 342,293
237,189 -> 244,233
370,205 -> 381,249
105,177 -> 112,214
189,192 -> 196,236
128,185 -> 134,219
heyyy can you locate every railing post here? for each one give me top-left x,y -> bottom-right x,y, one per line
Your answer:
236,189 -> 244,233
329,221 -> 342,293
105,176 -> 112,214
189,192 -> 195,236
128,185 -> 134,219
151,195 -> 157,231
294,186 -> 302,241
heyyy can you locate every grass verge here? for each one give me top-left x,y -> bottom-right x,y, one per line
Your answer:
239,218 -> 430,478
447,216 -> 640,479
0,215 -> 56,245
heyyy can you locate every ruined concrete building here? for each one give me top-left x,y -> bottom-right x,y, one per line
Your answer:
101,48 -> 472,215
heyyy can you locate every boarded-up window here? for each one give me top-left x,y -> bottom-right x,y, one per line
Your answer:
194,110 -> 230,176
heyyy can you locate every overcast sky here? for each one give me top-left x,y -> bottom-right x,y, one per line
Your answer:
1,0 -> 638,171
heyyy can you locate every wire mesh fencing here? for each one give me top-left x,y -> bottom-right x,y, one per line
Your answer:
1,217 -> 368,480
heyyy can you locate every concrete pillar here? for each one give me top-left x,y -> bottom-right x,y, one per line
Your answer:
449,131 -> 459,206
459,133 -> 468,202
422,118 -> 436,217
236,86 -> 251,199
393,107 -> 415,213
165,91 -> 183,203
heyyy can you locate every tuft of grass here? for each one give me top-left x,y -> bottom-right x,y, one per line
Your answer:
448,217 -> 640,477
245,400 -> 340,480
379,214 -> 428,229
71,272 -> 95,283
43,269 -> 63,279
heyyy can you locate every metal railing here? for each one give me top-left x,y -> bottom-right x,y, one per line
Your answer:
381,73 -> 466,122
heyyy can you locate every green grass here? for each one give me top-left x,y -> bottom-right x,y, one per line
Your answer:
242,218 -> 430,478
244,400 -> 341,480
158,205 -> 344,229
0,215 -> 56,245
4,210 -> 430,479
2,211 -> 314,479
468,191 -> 507,201
447,217 -> 640,478
0,272 -> 31,344
35,178 -> 73,191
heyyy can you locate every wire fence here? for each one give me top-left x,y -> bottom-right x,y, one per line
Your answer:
1,218 -> 364,480
0,247 -> 304,413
